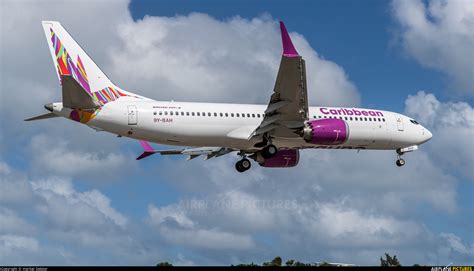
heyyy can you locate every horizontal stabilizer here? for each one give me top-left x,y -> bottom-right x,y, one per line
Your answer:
62,75 -> 99,109
24,112 -> 59,121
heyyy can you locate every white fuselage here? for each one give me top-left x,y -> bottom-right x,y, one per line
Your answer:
51,97 -> 432,152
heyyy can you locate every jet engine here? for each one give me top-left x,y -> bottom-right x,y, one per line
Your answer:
257,149 -> 300,168
302,119 -> 349,145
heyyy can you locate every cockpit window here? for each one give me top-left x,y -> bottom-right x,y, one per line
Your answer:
410,119 -> 419,125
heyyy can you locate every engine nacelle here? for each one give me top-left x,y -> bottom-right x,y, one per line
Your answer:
259,149 -> 299,168
302,119 -> 349,145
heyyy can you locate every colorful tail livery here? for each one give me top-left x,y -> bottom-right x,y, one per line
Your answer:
41,21 -> 133,106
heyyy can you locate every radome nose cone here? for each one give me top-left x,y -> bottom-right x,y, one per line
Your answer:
44,103 -> 53,112
426,129 -> 433,141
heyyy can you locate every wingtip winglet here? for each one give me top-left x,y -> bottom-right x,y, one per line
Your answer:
137,140 -> 156,160
279,21 -> 299,58
139,140 -> 154,152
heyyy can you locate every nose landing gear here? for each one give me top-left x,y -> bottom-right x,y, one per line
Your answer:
396,157 -> 405,167
395,147 -> 412,167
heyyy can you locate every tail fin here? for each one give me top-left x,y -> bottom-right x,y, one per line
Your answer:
42,21 -> 129,107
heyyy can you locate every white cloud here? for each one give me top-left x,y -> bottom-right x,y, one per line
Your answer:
0,208 -> 35,235
0,235 -> 39,252
32,177 -> 128,228
148,203 -> 256,251
110,13 -> 360,106
159,227 -> 256,251
148,204 -> 195,229
29,134 -> 129,179
0,162 -> 36,206
391,0 -> 474,95
405,91 -> 474,180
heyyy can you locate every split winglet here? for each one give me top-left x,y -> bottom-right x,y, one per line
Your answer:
136,140 -> 158,160
279,21 -> 299,57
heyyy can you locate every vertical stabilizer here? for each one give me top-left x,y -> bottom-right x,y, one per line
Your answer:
42,21 -> 116,94
42,21 -> 137,106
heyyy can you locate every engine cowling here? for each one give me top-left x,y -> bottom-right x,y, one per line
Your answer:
302,119 -> 349,145
259,149 -> 299,168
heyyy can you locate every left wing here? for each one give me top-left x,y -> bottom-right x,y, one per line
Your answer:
136,141 -> 234,161
250,21 -> 308,140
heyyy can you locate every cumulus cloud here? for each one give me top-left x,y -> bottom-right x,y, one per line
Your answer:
29,134 -> 130,180
109,14 -> 360,106
148,204 -> 256,251
391,0 -> 474,95
0,161 -> 165,265
32,177 -> 128,228
405,91 -> 474,180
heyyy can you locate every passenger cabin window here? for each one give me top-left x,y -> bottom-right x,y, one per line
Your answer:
257,114 -> 261,118
214,113 -> 217,117
192,112 -> 195,116
164,111 -> 168,115
231,113 -> 234,117
197,112 -> 200,116
159,111 -> 162,116
225,113 -> 228,117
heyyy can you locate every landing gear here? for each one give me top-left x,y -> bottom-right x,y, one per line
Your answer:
235,158 -> 251,172
396,158 -> 405,167
261,144 -> 277,159
395,149 -> 406,167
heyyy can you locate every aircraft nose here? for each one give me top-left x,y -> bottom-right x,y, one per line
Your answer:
420,127 -> 432,144
426,129 -> 433,140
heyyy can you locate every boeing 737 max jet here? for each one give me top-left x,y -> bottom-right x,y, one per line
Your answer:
27,21 -> 432,172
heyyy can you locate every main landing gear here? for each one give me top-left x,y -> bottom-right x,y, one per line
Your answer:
235,158 -> 251,172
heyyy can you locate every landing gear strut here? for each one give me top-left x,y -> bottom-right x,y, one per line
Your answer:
396,149 -> 406,167
235,158 -> 251,172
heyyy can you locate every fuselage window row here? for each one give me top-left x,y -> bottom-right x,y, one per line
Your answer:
156,111 -> 386,122
156,111 -> 263,118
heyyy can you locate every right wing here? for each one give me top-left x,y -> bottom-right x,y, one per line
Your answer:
250,21 -> 309,140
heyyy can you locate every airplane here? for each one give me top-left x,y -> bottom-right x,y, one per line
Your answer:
26,21 -> 432,172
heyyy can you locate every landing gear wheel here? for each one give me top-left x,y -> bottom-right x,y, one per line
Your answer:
261,144 -> 277,159
396,158 -> 405,167
235,158 -> 251,172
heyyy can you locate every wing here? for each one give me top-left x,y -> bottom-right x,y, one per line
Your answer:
136,141 -> 234,161
251,21 -> 308,140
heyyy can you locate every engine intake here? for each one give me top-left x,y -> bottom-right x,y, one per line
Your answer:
259,149 -> 299,168
302,119 -> 349,145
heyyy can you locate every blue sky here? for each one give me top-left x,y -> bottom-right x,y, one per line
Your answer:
0,0 -> 473,266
